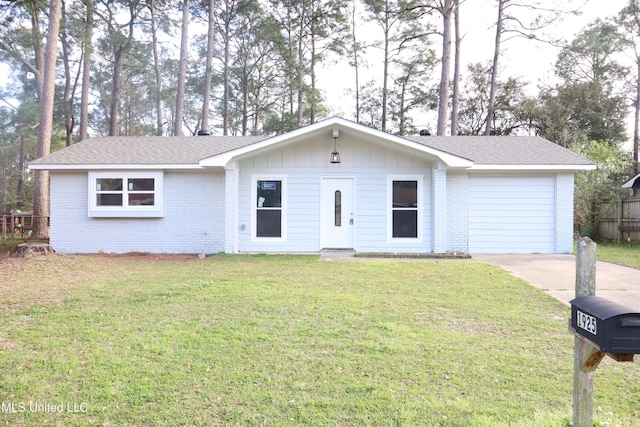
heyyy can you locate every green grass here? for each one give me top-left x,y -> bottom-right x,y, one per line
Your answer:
0,254 -> 638,426
596,242 -> 640,269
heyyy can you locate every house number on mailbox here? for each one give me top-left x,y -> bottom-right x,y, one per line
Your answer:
576,310 -> 597,335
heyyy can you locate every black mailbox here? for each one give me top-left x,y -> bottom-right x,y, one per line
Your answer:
570,295 -> 640,354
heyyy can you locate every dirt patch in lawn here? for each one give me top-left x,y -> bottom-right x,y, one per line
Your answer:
91,251 -> 205,262
0,250 -> 204,315
0,255 -> 84,314
0,242 -> 206,263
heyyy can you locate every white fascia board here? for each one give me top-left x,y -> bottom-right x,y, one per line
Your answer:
468,164 -> 597,171
28,163 -> 206,171
199,116 -> 474,168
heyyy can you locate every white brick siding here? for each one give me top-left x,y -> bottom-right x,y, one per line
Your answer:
432,165 -> 447,253
446,172 -> 468,252
555,172 -> 575,253
49,171 -> 225,254
224,168 -> 239,253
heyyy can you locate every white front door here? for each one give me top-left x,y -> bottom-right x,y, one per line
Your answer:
320,177 -> 355,249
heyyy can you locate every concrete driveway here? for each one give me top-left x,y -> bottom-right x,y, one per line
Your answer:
474,254 -> 640,309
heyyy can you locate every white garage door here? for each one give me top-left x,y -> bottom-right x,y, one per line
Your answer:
468,176 -> 556,253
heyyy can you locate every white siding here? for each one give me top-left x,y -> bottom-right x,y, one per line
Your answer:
468,175 -> 556,253
235,134 -> 435,253
50,171 -> 225,254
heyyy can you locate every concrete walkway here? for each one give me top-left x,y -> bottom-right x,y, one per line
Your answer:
473,254 -> 640,309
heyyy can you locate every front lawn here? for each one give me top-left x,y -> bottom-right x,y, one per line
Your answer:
0,254 -> 638,426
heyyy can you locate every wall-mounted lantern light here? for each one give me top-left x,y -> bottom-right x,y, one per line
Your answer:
330,128 -> 341,164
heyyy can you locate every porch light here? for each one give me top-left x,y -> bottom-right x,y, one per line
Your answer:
330,129 -> 341,164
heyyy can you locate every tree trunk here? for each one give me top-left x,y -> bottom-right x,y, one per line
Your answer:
108,3 -> 137,136
1,163 -> 5,212
484,0 -> 504,136
150,0 -> 164,136
398,74 -> 407,135
634,60 -> 640,196
16,135 -> 25,211
29,3 -> 45,100
437,0 -> 452,136
174,0 -> 190,136
242,77 -> 249,135
12,243 -> 55,258
450,5 -> 461,136
61,1 -> 74,146
201,0 -> 215,134
222,0 -> 231,135
109,46 -> 124,136
33,0 -> 63,239
310,18 -> 317,125
296,11 -> 305,127
351,0 -> 360,123
79,0 -> 93,141
381,1 -> 390,132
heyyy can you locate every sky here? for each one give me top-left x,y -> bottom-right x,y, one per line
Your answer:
463,0 -> 631,86
319,0 -> 633,132
0,0 -> 633,135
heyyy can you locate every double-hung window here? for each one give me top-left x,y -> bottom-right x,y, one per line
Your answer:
389,176 -> 421,240
89,171 -> 163,217
252,176 -> 286,240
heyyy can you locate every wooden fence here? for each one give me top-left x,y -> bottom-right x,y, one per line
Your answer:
595,198 -> 640,243
1,212 -> 49,240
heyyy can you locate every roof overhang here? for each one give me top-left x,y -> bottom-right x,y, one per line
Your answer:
198,117 -> 474,169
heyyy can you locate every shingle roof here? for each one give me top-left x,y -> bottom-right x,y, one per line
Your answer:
404,135 -> 593,166
29,135 -> 269,166
29,130 -> 594,169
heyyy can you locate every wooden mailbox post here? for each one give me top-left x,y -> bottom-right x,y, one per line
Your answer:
571,238 -> 639,427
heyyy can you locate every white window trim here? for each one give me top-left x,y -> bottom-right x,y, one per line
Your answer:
251,174 -> 287,242
387,175 -> 423,242
88,171 -> 163,218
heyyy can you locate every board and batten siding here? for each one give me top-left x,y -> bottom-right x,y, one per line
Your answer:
49,171 -> 225,254
235,135 -> 435,253
468,174 -> 569,254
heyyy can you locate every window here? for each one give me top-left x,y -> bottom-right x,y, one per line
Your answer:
253,176 -> 286,240
389,176 -> 421,239
334,190 -> 341,227
89,172 -> 163,217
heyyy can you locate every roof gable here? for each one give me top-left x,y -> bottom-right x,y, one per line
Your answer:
198,117 -> 473,168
